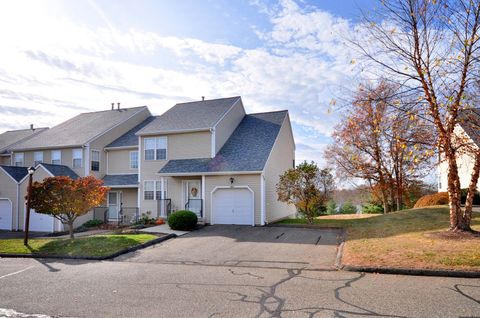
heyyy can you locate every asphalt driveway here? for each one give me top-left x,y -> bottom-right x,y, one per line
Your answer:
116,225 -> 343,270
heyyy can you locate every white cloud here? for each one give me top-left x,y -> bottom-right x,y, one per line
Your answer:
0,0 -> 360,165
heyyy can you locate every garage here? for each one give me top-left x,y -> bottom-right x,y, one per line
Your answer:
212,187 -> 254,225
0,199 -> 12,230
27,208 -> 54,232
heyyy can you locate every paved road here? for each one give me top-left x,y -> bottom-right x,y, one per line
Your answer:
0,226 -> 479,318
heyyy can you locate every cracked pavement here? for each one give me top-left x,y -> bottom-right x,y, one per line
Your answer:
0,226 -> 479,317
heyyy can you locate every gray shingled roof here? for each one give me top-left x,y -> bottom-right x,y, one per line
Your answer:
159,111 -> 288,174
0,127 -> 48,154
458,108 -> 480,146
40,163 -> 79,179
106,117 -> 156,148
0,165 -> 28,182
137,96 -> 241,135
102,174 -> 138,186
11,106 -> 148,151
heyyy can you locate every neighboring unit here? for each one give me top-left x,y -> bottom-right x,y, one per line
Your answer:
438,108 -> 480,192
0,125 -> 48,165
136,96 -> 296,225
0,96 -> 296,232
0,105 -> 151,232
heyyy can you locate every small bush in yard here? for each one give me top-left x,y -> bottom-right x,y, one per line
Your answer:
168,210 -> 198,231
362,203 -> 384,214
82,219 -> 104,228
414,192 -> 449,208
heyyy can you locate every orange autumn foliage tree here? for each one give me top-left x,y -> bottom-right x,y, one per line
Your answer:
29,176 -> 109,239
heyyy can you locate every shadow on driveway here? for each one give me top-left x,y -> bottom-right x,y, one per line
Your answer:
116,225 -> 343,270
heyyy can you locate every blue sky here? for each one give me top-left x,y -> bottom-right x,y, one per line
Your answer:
0,0 -> 377,165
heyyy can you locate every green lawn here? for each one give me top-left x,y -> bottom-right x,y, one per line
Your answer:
0,234 -> 158,257
279,206 -> 480,271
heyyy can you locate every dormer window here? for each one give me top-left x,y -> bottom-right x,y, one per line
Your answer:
34,151 -> 43,165
51,150 -> 61,165
91,150 -> 100,171
144,137 -> 167,160
72,149 -> 83,168
14,153 -> 24,166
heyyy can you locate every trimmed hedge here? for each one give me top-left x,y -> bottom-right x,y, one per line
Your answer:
414,192 -> 449,208
168,210 -> 198,231
82,219 -> 104,228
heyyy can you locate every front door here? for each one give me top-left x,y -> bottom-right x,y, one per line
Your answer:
185,180 -> 202,216
108,191 -> 122,220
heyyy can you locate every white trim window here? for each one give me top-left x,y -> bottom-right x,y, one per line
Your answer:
129,151 -> 138,169
72,149 -> 83,168
14,153 -> 24,166
91,150 -> 100,171
34,151 -> 43,166
144,136 -> 167,160
144,180 -> 167,200
144,181 -> 155,200
51,150 -> 61,165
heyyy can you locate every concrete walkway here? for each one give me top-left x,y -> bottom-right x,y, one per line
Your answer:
139,224 -> 189,236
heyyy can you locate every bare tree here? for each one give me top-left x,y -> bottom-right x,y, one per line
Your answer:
352,0 -> 480,232
325,81 -> 433,213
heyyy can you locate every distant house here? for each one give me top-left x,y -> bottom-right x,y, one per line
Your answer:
0,125 -> 48,166
0,96 -> 296,232
438,108 -> 480,192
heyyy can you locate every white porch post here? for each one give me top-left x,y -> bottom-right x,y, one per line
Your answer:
160,177 -> 165,217
201,175 -> 206,219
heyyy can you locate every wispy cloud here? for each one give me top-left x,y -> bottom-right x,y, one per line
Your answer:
0,0 -> 360,164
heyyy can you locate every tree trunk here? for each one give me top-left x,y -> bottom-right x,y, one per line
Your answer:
68,221 -> 75,239
463,151 -> 480,232
446,151 -> 465,231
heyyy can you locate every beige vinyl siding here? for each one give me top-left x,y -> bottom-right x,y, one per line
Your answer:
139,132 -> 211,216
205,174 -> 262,225
264,116 -> 296,223
89,108 -> 150,178
120,188 -> 138,208
0,169 -> 19,230
168,131 -> 212,160
107,148 -> 138,174
13,148 -> 84,176
214,99 -> 245,154
0,156 -> 11,165
438,125 -> 480,192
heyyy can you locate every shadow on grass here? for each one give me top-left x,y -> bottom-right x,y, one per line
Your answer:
279,206 -> 480,241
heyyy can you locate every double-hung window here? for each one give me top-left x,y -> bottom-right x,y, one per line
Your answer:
14,153 -> 24,166
72,149 -> 82,168
144,181 -> 155,200
51,150 -> 61,165
144,180 -> 167,200
34,151 -> 43,166
144,137 -> 167,160
91,150 -> 100,171
129,151 -> 138,169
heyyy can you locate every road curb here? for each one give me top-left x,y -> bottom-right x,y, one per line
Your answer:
0,233 -> 177,261
333,233 -> 480,278
340,264 -> 480,278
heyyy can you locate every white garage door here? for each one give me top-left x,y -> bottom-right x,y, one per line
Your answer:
28,209 -> 54,232
0,199 -> 12,230
213,188 -> 253,225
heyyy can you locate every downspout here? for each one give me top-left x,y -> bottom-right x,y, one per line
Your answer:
84,143 -> 90,176
260,173 -> 266,226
